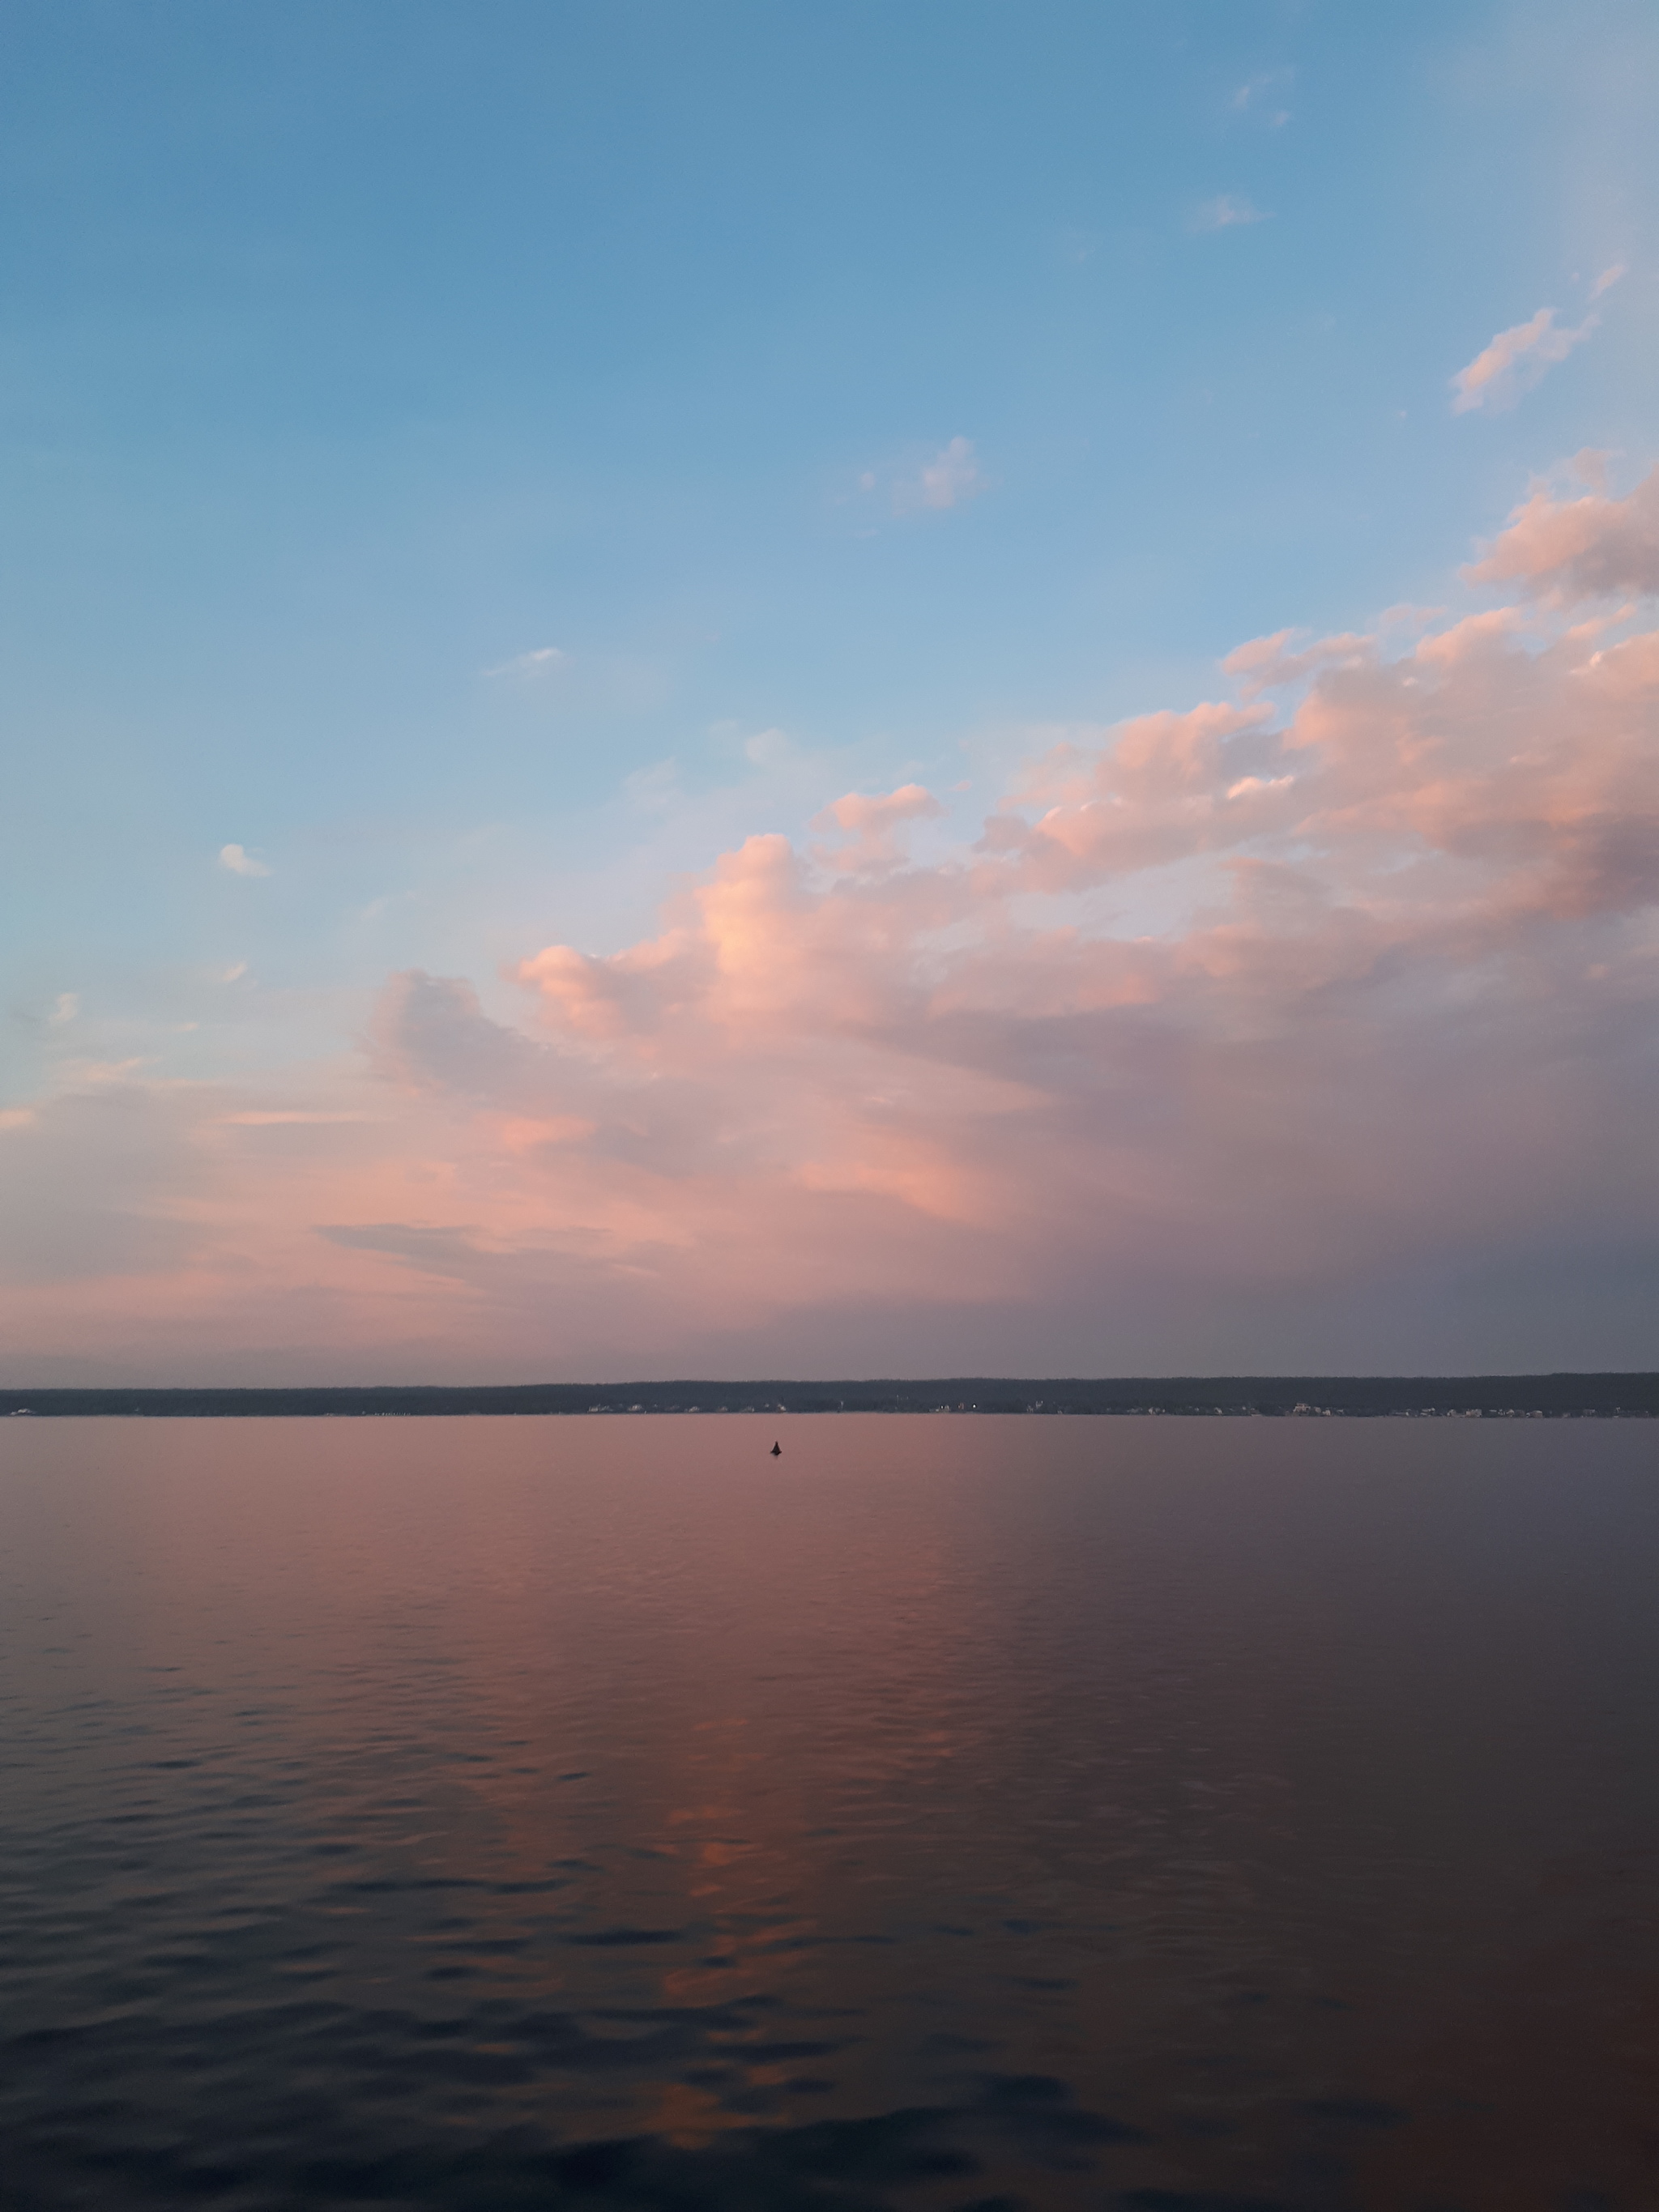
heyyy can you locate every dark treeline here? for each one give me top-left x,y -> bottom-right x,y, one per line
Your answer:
2,1375 -> 1656,1417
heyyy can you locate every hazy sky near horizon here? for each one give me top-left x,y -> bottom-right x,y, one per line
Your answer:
3,0 -> 1657,1383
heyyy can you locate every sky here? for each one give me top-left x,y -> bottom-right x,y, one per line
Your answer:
2,0 -> 1657,1383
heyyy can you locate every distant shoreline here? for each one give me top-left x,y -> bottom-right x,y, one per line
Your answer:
3,1375 -> 1655,1418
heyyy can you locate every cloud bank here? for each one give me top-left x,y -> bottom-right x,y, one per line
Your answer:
4,468 -> 1657,1381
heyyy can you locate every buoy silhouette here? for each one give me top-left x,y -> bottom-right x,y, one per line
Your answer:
770,1441 -> 782,1456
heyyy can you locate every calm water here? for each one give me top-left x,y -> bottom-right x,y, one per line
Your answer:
2,1417 -> 1656,2212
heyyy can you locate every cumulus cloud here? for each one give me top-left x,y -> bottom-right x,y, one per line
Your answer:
1465,462 -> 1659,603
1449,274 -> 1623,414
1193,196 -> 1268,232
219,843 -> 271,877
3,468 -> 1656,1379
359,552 -> 1657,1370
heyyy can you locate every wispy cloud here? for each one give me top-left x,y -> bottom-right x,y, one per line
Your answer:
1192,195 -> 1269,232
898,436 -> 983,514
743,727 -> 794,767
1231,69 -> 1291,125
219,844 -> 271,877
622,758 -> 682,812
1451,269 -> 1623,414
848,438 -> 987,520
1452,309 -> 1589,413
484,646 -> 568,679
48,992 -> 79,1027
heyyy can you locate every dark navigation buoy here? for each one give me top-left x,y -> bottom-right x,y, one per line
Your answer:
770,1441 -> 782,1456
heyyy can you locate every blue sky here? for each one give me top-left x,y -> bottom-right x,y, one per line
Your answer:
3,2 -> 1657,1379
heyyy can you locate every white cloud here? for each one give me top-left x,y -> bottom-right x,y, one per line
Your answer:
1589,262 -> 1627,301
1193,196 -> 1269,232
484,646 -> 568,679
48,992 -> 79,1027
219,843 -> 271,878
222,961 -> 249,982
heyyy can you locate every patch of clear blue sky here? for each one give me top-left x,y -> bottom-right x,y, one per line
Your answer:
2,1 -> 1654,1084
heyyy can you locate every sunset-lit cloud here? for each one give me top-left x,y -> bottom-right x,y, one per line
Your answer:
812,784 -> 945,873
1465,462 -> 1659,602
1449,272 -> 1623,414
3,464 -> 1653,1382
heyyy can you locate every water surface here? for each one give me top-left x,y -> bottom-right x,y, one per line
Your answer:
2,1415 -> 1655,2210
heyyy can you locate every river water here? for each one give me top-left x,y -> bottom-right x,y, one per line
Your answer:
2,1414 -> 1655,2210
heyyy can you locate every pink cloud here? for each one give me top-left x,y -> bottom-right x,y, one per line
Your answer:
1450,304 -> 1601,415
1221,629 -> 1375,697
1465,464 -> 1659,603
3,475 -> 1657,1380
812,783 -> 945,873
